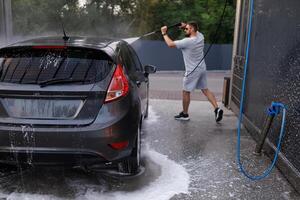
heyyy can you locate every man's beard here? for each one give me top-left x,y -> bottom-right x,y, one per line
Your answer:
185,33 -> 191,37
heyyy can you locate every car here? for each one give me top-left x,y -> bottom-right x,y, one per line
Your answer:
0,36 -> 156,175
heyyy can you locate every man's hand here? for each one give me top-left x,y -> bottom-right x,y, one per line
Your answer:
161,26 -> 168,35
160,25 -> 175,48
179,22 -> 187,30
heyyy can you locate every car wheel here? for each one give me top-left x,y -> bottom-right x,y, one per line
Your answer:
118,122 -> 141,175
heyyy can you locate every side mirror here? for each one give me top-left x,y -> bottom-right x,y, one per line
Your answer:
144,65 -> 157,76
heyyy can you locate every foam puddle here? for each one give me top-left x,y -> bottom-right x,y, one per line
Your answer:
78,149 -> 190,200
1,148 -> 190,200
76,106 -> 190,200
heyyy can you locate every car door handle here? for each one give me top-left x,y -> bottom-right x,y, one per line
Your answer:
136,81 -> 141,87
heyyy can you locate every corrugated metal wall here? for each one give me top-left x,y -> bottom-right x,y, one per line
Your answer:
230,0 -> 300,192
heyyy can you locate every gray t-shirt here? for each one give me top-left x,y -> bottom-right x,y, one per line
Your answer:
174,32 -> 206,74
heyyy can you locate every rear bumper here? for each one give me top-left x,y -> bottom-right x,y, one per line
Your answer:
0,96 -> 141,166
0,150 -> 109,166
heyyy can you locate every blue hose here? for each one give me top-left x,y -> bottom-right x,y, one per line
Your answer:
236,0 -> 287,180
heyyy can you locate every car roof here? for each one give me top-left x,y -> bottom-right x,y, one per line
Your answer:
5,36 -> 125,57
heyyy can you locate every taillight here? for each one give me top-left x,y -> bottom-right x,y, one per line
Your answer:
109,141 -> 129,150
104,64 -> 129,103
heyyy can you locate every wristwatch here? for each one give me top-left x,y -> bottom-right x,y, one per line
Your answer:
162,33 -> 167,36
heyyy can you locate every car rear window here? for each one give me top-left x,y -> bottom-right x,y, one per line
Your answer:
0,47 -> 113,84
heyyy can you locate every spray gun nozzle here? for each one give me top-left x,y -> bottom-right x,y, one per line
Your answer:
168,22 -> 182,28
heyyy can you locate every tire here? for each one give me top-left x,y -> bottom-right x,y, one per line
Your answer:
118,122 -> 141,175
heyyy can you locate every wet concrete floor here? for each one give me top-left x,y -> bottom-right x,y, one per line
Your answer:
145,100 -> 300,200
0,99 -> 299,199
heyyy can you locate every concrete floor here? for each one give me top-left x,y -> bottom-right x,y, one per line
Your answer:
145,71 -> 299,199
144,100 -> 300,199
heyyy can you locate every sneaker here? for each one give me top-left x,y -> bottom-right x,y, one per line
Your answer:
214,108 -> 223,122
174,112 -> 190,121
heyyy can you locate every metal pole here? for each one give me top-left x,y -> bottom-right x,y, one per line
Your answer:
228,0 -> 242,109
0,0 -> 12,45
0,0 -> 5,44
254,114 -> 275,155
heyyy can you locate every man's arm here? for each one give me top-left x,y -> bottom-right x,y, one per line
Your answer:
161,26 -> 176,48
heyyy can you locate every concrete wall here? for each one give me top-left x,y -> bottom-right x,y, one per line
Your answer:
230,0 -> 300,192
131,40 -> 232,71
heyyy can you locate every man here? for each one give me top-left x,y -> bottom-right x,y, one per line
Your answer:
161,21 -> 223,122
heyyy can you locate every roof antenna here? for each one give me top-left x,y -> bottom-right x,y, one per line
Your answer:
61,22 -> 70,41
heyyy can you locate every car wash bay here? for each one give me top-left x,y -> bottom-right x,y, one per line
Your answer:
0,72 -> 298,200
0,1 -> 300,200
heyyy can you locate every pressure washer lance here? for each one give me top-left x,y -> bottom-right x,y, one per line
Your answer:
140,22 -> 183,38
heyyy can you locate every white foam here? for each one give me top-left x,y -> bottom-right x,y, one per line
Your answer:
4,192 -> 62,200
78,148 -> 190,200
1,148 -> 190,200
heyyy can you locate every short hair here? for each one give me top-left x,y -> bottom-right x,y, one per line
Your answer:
187,21 -> 198,32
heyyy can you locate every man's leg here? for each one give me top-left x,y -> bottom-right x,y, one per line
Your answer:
201,88 -> 223,122
174,90 -> 190,120
182,90 -> 191,114
201,88 -> 218,109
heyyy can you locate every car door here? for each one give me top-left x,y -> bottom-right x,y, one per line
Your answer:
127,45 -> 148,114
119,43 -> 147,115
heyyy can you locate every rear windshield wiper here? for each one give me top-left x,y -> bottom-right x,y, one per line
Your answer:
38,78 -> 93,88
